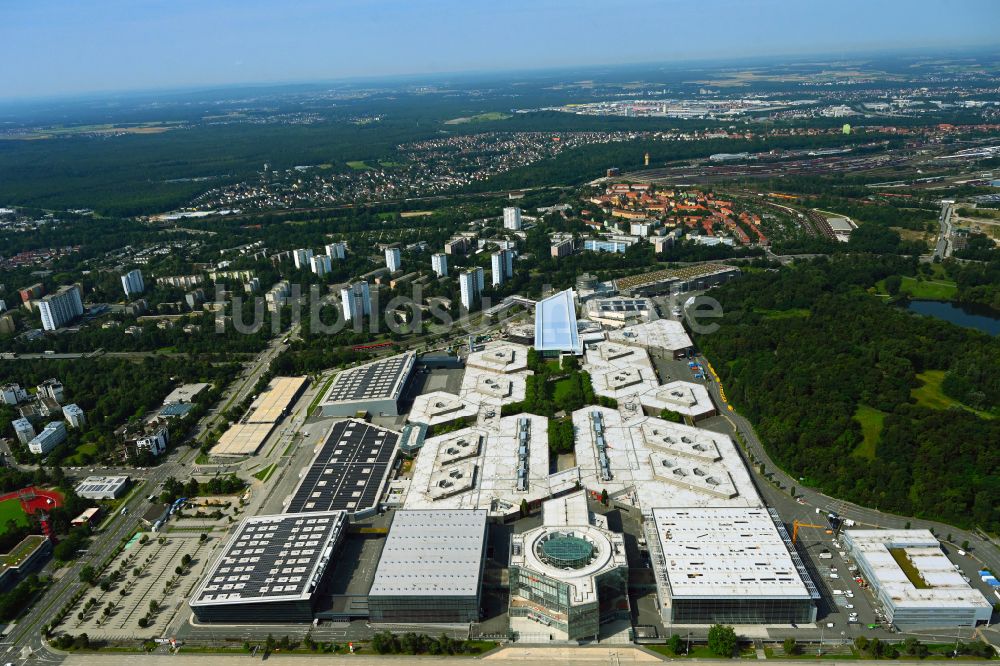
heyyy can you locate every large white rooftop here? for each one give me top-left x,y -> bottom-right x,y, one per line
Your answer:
572,406 -> 760,509
582,340 -> 716,420
535,289 -> 582,354
368,509 -> 487,597
402,414 -> 579,518
844,530 -> 993,612
608,319 -> 693,353
649,507 -> 814,600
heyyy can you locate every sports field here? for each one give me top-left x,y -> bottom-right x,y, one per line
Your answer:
0,497 -> 29,533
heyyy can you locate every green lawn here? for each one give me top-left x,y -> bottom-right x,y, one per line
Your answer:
889,547 -> 930,589
877,275 -> 958,300
64,442 -> 99,466
252,464 -> 276,482
552,377 -> 576,403
911,370 -> 994,419
754,307 -> 810,320
852,404 -> 885,460
345,160 -> 371,170
0,498 -> 29,533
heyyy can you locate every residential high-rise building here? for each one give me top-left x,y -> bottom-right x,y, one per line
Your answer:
37,379 -> 65,403
0,383 -> 28,405
431,253 -> 448,278
310,254 -> 332,277
28,421 -> 67,455
38,285 -> 84,331
551,239 -> 574,257
459,267 -> 485,310
12,418 -> 35,445
503,207 -> 523,231
293,248 -> 314,269
121,269 -> 145,298
340,282 -> 372,321
385,247 -> 402,273
63,403 -> 86,428
491,250 -> 515,287
325,242 -> 347,260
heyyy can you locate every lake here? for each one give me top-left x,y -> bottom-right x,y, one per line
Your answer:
906,300 -> 1000,336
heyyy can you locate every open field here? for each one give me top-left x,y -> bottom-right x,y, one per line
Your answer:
911,370 -> 994,419
0,497 -> 29,532
346,160 -> 371,170
444,112 -> 511,125
852,404 -> 884,460
876,276 -> 958,300
754,307 -> 810,320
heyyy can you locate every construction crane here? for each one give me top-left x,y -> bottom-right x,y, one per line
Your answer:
791,520 -> 826,544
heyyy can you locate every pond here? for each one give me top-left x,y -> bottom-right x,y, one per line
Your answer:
906,300 -> 1000,336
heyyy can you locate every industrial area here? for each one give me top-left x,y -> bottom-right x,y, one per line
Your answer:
28,266 -> 991,658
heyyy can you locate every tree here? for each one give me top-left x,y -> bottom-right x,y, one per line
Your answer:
961,540 -> 969,551
783,637 -> 799,655
884,275 -> 903,296
789,486 -> 796,498
79,566 -> 97,585
600,488 -> 609,506
707,624 -> 737,657
520,498 -> 529,518
668,634 -> 684,655
659,409 -> 683,423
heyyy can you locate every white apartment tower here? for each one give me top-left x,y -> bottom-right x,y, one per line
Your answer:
38,286 -> 84,331
491,249 -> 515,286
503,207 -> 523,231
121,269 -> 145,298
63,403 -> 86,428
12,418 -> 35,445
293,248 -> 314,269
385,247 -> 402,273
310,254 -> 332,277
431,253 -> 448,278
459,267 -> 485,310
325,242 -> 347,260
340,282 -> 372,321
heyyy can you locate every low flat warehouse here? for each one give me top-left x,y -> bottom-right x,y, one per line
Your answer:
368,509 -> 487,624
646,507 -> 819,625
286,419 -> 399,519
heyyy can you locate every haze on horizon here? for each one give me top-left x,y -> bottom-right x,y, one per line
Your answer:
3,0 -> 1000,101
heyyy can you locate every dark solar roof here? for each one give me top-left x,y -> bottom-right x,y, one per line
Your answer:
286,419 -> 398,514
192,511 -> 346,606
160,403 -> 194,417
322,353 -> 413,404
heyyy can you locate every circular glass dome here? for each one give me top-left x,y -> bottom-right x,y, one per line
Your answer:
537,534 -> 595,569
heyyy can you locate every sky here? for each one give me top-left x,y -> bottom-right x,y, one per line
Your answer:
2,0 -> 1000,101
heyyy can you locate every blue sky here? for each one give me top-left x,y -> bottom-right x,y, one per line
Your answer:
2,0 -> 999,100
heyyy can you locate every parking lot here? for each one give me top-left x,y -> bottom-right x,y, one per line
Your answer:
61,533 -> 216,641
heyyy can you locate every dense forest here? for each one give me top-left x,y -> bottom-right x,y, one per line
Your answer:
697,256 -> 999,533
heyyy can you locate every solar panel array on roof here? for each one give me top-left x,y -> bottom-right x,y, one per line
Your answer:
323,353 -> 413,403
192,511 -> 346,606
286,419 -> 399,515
598,299 -> 649,313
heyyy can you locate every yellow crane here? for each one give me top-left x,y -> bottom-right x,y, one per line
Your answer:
791,520 -> 827,544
